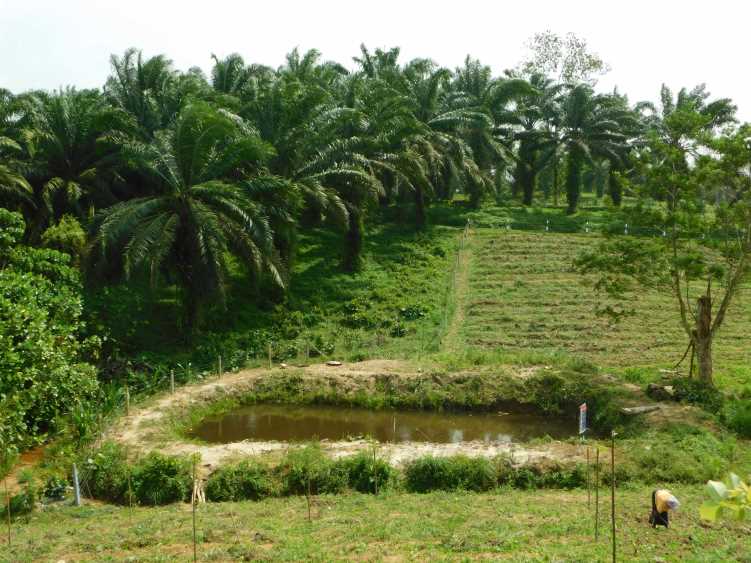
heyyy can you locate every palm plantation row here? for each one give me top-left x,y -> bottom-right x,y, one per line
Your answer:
0,45 -> 745,332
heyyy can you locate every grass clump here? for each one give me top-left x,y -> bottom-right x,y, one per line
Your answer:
83,442 -> 192,505
131,452 -> 193,505
276,444 -> 348,496
336,450 -> 395,494
404,455 -> 498,493
724,399 -> 751,438
205,460 -> 275,502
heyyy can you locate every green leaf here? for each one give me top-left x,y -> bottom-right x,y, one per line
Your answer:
706,480 -> 728,501
699,502 -> 721,522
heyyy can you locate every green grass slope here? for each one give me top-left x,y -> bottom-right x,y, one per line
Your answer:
3,487 -> 748,562
460,229 -> 751,389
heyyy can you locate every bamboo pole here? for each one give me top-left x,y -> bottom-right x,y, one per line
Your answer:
192,460 -> 198,563
595,447 -> 600,541
586,446 -> 591,508
4,477 -> 10,547
611,432 -> 617,563
306,474 -> 312,522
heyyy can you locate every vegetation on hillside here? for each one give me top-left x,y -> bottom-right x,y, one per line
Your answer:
1,32 -> 750,498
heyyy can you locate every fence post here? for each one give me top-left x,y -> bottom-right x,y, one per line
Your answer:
4,477 -> 10,547
72,463 -> 81,507
586,446 -> 591,508
192,460 -> 198,563
125,385 -> 130,416
218,355 -> 223,378
595,447 -> 600,541
611,431 -> 617,562
170,369 -> 175,394
268,343 -> 273,369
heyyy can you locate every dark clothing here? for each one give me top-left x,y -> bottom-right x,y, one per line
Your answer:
649,490 -> 669,528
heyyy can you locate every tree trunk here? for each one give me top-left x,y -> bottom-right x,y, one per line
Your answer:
608,169 -> 622,207
343,206 -> 363,272
414,185 -> 426,230
552,152 -> 559,207
694,295 -> 713,385
565,147 -> 583,215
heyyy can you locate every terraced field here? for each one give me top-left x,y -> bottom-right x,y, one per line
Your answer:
460,229 -> 751,384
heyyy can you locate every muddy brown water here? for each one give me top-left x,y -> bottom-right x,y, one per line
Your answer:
190,404 -> 576,444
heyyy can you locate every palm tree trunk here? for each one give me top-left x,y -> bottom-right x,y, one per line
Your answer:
565,147 -> 583,214
414,185 -> 427,230
343,205 -> 364,272
552,152 -> 559,207
608,169 -> 623,206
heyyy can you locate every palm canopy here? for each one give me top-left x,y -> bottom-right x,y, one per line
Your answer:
18,88 -> 130,234
92,101 -> 281,328
0,89 -> 33,207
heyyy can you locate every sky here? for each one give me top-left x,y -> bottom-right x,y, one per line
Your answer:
1,0 -> 749,120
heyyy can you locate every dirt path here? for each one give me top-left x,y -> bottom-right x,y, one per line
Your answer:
443,226 -> 473,353
104,359 -> 583,476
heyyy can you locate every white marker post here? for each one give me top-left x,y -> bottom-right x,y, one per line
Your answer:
72,463 -> 81,506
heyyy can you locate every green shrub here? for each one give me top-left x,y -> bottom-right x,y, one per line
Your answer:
500,462 -> 586,489
724,400 -> 751,438
0,483 -> 36,520
42,475 -> 68,501
277,444 -> 348,495
131,452 -> 193,506
671,378 -> 724,411
84,442 -> 131,504
336,452 -> 395,493
205,461 -> 275,502
404,455 -> 497,493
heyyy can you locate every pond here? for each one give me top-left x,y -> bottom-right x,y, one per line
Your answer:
190,404 -> 575,444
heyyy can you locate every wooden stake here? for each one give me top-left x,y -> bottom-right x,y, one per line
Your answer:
4,477 -> 10,547
373,446 -> 378,496
192,460 -> 198,563
268,343 -> 273,369
595,447 -> 600,541
306,473 -> 312,522
586,446 -> 591,508
611,432 -> 617,563
218,355 -> 223,378
125,385 -> 130,416
170,370 -> 175,394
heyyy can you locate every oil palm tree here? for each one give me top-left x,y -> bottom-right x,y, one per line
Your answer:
19,88 -> 129,239
91,102 -> 281,330
560,85 -> 635,214
636,84 -> 736,210
105,48 -> 208,139
0,89 -> 33,207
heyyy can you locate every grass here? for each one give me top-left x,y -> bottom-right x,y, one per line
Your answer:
87,211 -> 462,374
459,229 -> 751,390
3,486 -> 750,561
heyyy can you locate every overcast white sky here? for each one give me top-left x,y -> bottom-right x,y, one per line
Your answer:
1,0 -> 748,120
